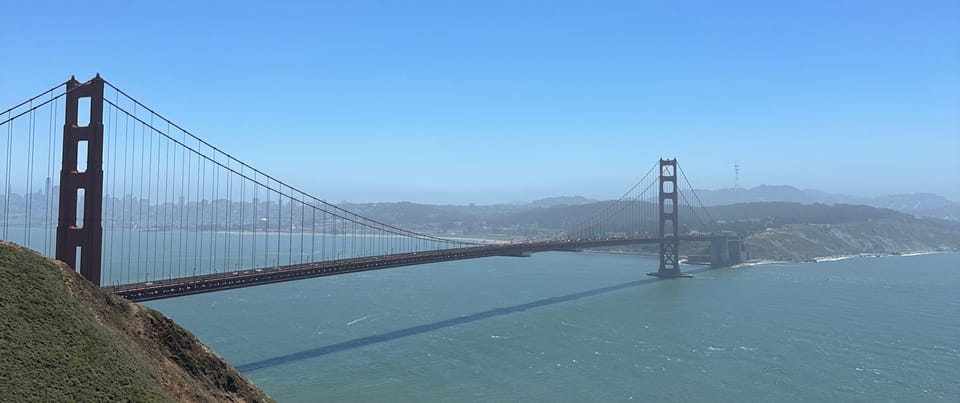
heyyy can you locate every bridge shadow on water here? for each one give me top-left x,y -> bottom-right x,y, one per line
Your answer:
236,266 -> 714,373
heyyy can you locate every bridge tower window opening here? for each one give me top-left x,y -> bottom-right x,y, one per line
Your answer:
663,198 -> 674,215
76,140 -> 88,172
661,180 -> 674,194
76,96 -> 91,127
75,188 -> 84,228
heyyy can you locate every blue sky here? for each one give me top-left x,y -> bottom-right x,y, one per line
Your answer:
3,0 -> 958,204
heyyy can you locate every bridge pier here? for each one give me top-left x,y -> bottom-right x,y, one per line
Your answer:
710,237 -> 730,267
728,238 -> 743,264
709,237 -> 744,267
647,266 -> 693,278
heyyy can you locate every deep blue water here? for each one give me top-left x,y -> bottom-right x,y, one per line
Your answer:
147,252 -> 960,402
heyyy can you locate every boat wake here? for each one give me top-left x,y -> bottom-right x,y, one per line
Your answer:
346,315 -> 372,326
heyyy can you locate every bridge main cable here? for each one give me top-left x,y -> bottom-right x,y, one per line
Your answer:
568,160 -> 659,240
100,79 -> 474,247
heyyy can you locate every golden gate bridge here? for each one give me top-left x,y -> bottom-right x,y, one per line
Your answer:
0,75 -> 741,302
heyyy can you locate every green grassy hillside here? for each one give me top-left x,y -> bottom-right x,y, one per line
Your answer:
0,242 -> 272,402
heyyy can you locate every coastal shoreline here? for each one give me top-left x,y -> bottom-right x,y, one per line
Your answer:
735,250 -> 957,267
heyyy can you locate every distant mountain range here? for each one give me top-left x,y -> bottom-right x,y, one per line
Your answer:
512,186 -> 960,221
338,186 -> 959,233
690,185 -> 960,221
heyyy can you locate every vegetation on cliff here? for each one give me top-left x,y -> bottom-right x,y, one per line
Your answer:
0,242 -> 272,402
742,219 -> 960,261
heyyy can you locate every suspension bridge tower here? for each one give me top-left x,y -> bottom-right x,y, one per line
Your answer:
55,75 -> 105,285
648,158 -> 692,278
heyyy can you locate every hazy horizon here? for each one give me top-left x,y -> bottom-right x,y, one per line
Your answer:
3,1 -> 958,205
0,168 -> 954,207
313,181 -> 960,206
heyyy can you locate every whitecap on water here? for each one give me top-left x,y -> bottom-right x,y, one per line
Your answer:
346,315 -> 371,326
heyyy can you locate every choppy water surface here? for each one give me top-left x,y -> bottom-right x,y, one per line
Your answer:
147,252 -> 960,402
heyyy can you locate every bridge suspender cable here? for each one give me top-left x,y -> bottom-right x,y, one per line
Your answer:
101,80 -> 471,247
1,76 -> 735,299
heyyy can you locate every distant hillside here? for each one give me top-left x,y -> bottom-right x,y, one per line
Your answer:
871,193 -> 960,219
744,220 -> 960,261
493,201 -> 921,232
0,242 -> 272,402
702,202 -> 960,260
337,197 -> 595,233
331,197 -> 960,260
703,202 -> 913,230
337,201 -> 533,235
529,196 -> 595,207
467,200 -> 960,260
693,185 -> 960,220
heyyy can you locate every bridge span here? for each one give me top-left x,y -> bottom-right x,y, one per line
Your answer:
1,75 -> 740,301
110,235 -> 740,302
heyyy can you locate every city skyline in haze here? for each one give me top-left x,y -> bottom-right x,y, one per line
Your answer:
3,0 -> 958,204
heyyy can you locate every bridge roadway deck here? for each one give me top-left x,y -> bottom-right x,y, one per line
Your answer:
109,235 -> 720,302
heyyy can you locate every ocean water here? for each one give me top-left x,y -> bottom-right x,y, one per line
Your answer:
146,252 -> 960,402
2,228 -> 452,286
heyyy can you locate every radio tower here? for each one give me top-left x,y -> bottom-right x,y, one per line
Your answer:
734,160 -> 741,188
